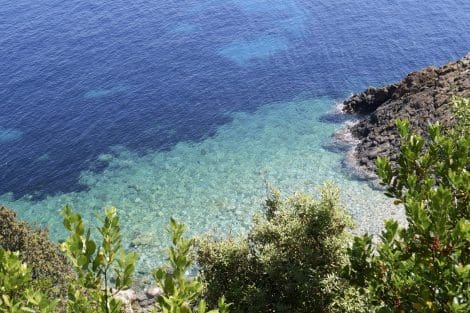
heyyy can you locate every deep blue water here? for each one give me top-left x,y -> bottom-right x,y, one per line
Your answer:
1,0 -> 470,200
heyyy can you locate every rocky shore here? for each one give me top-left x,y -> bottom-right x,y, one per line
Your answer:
341,53 -> 470,177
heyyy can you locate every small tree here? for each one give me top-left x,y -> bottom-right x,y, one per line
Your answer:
347,98 -> 470,312
0,248 -> 57,313
153,218 -> 230,313
0,206 -> 73,300
61,206 -> 138,313
197,183 -> 354,313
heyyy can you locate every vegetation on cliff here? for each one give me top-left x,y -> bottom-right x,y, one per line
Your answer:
196,183 -> 355,313
347,98 -> 470,312
0,206 -> 73,300
0,249 -> 58,312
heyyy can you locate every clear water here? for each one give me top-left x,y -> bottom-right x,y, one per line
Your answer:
1,0 -> 469,273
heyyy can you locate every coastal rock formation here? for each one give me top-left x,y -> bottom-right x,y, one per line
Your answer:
342,53 -> 470,175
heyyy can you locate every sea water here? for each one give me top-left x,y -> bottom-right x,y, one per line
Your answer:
1,0 -> 469,274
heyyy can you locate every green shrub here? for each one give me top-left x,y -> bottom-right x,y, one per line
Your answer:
1,205 -> 228,313
346,98 -> 470,312
0,248 -> 57,312
452,97 -> 470,138
152,218 -> 229,313
0,206 -> 73,300
196,183 -> 355,313
61,206 -> 138,313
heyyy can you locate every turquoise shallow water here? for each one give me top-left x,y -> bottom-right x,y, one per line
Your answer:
0,97 -> 402,274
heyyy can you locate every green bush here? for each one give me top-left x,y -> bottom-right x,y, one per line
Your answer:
0,248 -> 57,312
152,218 -> 229,313
0,206 -> 73,300
346,98 -> 470,312
452,97 -> 469,138
61,206 -> 138,313
0,205 -> 136,312
196,183 -> 355,313
0,205 -> 228,313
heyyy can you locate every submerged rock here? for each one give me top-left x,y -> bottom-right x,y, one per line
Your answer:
341,53 -> 470,176
114,289 -> 137,305
113,287 -> 164,312
145,286 -> 163,299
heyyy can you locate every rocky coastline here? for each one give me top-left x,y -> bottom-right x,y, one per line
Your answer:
340,53 -> 470,178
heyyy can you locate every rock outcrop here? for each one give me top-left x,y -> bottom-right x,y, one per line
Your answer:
342,53 -> 470,176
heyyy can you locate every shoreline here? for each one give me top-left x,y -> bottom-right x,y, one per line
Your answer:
335,53 -> 470,179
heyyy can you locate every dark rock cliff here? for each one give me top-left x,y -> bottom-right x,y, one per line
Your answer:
342,53 -> 470,175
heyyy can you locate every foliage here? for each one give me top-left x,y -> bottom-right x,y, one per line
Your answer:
346,98 -> 470,312
153,218 -> 230,313
1,206 -> 227,313
0,206 -> 73,301
0,248 -> 57,313
61,206 -> 138,313
452,97 -> 470,138
196,183 -> 355,313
